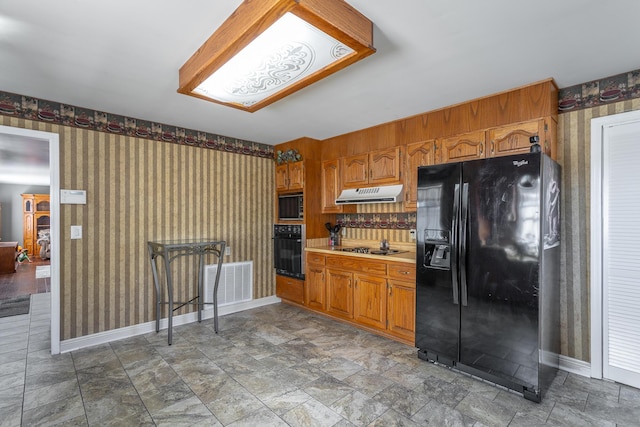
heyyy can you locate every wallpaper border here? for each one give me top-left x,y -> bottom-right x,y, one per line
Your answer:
0,90 -> 274,159
336,212 -> 416,230
558,68 -> 640,113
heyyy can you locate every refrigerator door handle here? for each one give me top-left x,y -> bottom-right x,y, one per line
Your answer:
451,183 -> 460,305
460,182 -> 469,307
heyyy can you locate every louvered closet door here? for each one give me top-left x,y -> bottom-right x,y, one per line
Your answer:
602,118 -> 640,388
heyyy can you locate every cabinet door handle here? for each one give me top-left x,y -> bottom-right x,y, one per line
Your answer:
491,140 -> 495,154
400,270 -> 409,275
354,280 -> 358,289
479,143 -> 484,155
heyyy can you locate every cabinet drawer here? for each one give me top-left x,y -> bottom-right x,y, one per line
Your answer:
307,253 -> 325,266
388,263 -> 416,282
276,275 -> 304,304
326,256 -> 387,275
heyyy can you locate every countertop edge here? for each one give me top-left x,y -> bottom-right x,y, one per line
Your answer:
306,246 -> 416,264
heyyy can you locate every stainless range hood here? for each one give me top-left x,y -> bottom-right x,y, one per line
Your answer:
335,184 -> 403,205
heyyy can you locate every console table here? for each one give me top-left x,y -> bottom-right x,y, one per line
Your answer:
147,239 -> 226,345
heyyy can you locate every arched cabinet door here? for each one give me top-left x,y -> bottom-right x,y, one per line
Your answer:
438,130 -> 486,164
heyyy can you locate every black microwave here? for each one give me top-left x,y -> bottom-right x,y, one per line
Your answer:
278,193 -> 304,221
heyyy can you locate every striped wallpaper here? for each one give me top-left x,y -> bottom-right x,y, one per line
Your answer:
1,115 -> 275,340
557,97 -> 640,362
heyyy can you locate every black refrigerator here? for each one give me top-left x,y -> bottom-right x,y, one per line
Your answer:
416,152 -> 561,402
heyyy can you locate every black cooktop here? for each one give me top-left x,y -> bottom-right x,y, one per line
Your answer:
339,247 -> 407,255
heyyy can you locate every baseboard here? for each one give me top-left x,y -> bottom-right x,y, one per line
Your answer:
59,296 -> 281,353
558,354 -> 591,377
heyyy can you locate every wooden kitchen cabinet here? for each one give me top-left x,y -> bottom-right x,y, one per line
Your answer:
387,262 -> 416,342
275,161 -> 304,192
404,140 -> 436,211
435,118 -> 557,166
305,253 -> 326,311
387,279 -> 416,342
276,275 -> 304,305
303,251 -> 415,345
341,153 -> 368,188
438,130 -> 486,164
342,147 -> 402,188
487,118 -> 556,159
321,159 -> 355,214
354,273 -> 387,329
370,147 -> 402,184
326,268 -> 354,320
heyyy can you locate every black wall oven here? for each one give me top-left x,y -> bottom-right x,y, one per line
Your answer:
273,224 -> 305,280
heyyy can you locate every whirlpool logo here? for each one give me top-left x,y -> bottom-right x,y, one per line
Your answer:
512,160 -> 529,167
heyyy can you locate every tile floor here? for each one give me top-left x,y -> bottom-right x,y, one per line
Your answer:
1,293 -> 639,426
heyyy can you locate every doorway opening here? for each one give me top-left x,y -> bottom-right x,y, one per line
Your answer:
0,125 -> 60,354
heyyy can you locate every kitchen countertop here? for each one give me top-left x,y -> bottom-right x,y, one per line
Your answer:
306,245 -> 416,264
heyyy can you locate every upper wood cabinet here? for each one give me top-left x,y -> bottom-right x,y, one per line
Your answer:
487,118 -> 556,158
438,130 -> 486,164
404,140 -> 436,211
370,147 -> 402,184
435,118 -> 557,166
275,161 -> 304,192
321,159 -> 343,213
342,147 -> 402,188
341,153 -> 369,188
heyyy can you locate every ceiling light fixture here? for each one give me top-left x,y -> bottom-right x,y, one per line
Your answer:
178,0 -> 375,113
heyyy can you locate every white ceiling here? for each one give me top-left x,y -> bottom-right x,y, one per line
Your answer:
0,0 -> 639,159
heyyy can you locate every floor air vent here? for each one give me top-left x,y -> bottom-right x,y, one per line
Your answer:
204,261 -> 253,306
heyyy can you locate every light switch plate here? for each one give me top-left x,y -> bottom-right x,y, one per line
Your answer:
70,225 -> 82,239
410,229 -> 417,241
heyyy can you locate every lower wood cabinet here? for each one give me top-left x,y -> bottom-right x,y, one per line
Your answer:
299,252 -> 417,345
276,275 -> 304,305
387,279 -> 416,342
305,264 -> 326,311
354,274 -> 387,329
326,269 -> 354,319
